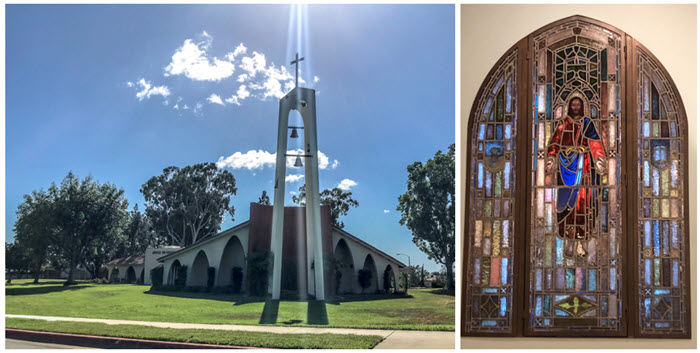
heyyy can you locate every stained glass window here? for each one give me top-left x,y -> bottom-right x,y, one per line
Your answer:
463,15 -> 690,338
463,48 -> 517,334
528,20 -> 623,335
637,50 -> 689,336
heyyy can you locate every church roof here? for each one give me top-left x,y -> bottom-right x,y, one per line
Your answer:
332,226 -> 407,268
156,221 -> 250,262
155,215 -> 406,269
105,255 -> 144,266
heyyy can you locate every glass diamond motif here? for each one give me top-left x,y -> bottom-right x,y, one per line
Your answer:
554,295 -> 597,317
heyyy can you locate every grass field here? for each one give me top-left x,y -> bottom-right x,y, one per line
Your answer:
6,279 -> 454,331
6,318 -> 384,349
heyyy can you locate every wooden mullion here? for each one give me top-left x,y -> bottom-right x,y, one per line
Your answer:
520,33 -> 534,337
512,36 -> 531,338
624,34 -> 639,338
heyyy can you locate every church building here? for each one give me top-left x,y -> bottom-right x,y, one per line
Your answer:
108,53 -> 404,298
155,202 -> 405,296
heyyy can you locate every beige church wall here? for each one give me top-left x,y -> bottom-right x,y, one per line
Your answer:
460,4 -> 696,349
332,231 -> 402,293
161,226 -> 249,285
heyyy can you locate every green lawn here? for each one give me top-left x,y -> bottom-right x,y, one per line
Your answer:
6,279 -> 454,331
6,318 -> 383,349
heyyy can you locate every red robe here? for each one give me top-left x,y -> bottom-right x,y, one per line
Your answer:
546,116 -> 606,240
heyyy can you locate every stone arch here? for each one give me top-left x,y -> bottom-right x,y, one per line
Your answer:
139,269 -> 145,284
383,264 -> 397,293
189,250 -> 210,287
334,239 -> 355,294
126,266 -> 136,283
168,260 -> 181,285
216,236 -> 246,287
110,268 -> 120,283
361,254 -> 378,293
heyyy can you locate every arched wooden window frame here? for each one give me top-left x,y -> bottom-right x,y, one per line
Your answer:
462,15 -> 691,339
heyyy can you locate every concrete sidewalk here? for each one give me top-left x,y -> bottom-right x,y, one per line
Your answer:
6,314 -> 454,349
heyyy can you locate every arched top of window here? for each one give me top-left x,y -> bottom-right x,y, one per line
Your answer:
463,15 -> 690,339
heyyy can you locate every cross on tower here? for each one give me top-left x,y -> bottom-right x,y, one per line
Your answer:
290,52 -> 305,89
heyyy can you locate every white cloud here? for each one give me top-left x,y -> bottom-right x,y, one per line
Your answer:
133,78 -> 170,101
164,32 -> 236,81
290,191 -> 297,196
173,104 -> 180,110
285,174 -> 304,183
193,102 -> 203,116
216,149 -> 335,170
225,43 -> 247,61
383,210 -> 390,213
337,179 -> 357,191
225,85 -> 250,106
237,85 -> 250,100
215,150 -> 275,170
225,96 -> 240,106
207,94 -> 224,105
237,51 -> 302,99
240,52 -> 267,76
129,33 -> 321,112
331,160 -> 340,169
317,151 -> 330,169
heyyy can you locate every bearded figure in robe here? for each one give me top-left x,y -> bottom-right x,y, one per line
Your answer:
545,96 -> 606,258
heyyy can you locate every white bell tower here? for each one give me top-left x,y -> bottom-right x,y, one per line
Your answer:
270,53 -> 325,301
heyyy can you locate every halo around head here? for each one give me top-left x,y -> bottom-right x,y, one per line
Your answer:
559,90 -> 590,119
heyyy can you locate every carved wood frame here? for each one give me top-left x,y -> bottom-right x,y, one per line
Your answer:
461,15 -> 691,339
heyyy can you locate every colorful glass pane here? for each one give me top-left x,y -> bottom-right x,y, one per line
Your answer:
528,20 -> 623,334
464,49 -> 517,333
637,51 -> 688,335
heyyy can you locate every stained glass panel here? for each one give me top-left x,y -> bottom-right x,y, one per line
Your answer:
528,20 -> 623,334
464,16 -> 691,338
637,50 -> 688,335
464,49 -> 517,333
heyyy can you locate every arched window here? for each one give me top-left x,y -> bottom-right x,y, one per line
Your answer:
463,15 -> 690,338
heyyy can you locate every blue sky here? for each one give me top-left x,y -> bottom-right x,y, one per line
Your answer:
6,5 -> 454,272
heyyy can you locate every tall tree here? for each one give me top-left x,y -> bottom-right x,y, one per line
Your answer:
258,190 -> 271,205
82,227 -> 125,279
141,163 -> 237,247
406,264 -> 430,287
115,204 -> 161,259
48,172 -> 130,285
6,242 -> 31,284
13,189 -> 55,283
397,144 -> 455,290
292,185 -> 359,229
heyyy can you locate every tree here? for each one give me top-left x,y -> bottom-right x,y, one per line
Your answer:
141,163 -> 237,247
406,264 -> 430,288
6,242 -> 31,284
13,189 -> 55,283
397,144 -> 455,290
358,269 -> 373,294
292,185 -> 359,229
258,190 -> 271,205
48,172 -> 130,286
115,204 -> 161,259
82,223 -> 126,280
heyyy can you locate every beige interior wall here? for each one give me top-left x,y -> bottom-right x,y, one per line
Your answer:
460,4 -> 696,349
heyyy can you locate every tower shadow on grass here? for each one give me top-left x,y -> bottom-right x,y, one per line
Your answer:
307,300 -> 329,325
259,299 -> 279,324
